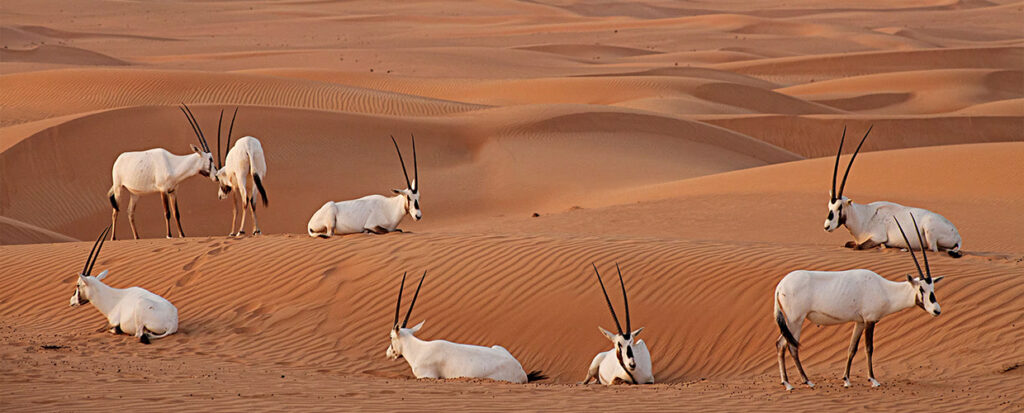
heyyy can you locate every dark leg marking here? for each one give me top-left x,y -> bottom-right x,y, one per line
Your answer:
865,322 -> 876,382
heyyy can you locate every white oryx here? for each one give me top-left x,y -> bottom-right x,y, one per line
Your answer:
69,226 -> 179,344
386,272 -> 546,383
774,214 -> 944,390
107,104 -> 219,240
581,263 -> 654,385
212,108 -> 269,236
825,126 -> 963,257
308,135 -> 420,237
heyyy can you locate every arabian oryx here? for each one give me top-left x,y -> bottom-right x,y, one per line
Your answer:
581,263 -> 654,385
825,126 -> 963,257
70,226 -> 179,344
386,272 -> 546,383
107,104 -> 220,240
211,108 -> 269,236
308,135 -> 420,237
774,214 -> 944,390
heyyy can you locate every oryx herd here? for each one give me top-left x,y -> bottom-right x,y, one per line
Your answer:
71,116 -> 961,390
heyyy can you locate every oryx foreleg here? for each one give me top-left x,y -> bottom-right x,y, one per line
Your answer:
865,321 -> 879,387
170,191 -> 185,238
161,192 -> 172,239
843,322 -> 865,387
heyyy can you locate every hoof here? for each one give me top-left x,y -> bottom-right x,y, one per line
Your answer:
139,334 -> 151,345
843,379 -> 851,388
805,380 -> 815,388
783,381 -> 794,391
948,250 -> 963,258
869,378 -> 881,387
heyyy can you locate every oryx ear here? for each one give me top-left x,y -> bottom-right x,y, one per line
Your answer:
630,327 -> 644,338
410,320 -> 425,333
906,274 -> 916,284
932,276 -> 944,284
78,274 -> 87,281
190,144 -> 202,153
598,326 -> 617,341
95,269 -> 109,281
392,189 -> 402,194
411,179 -> 417,192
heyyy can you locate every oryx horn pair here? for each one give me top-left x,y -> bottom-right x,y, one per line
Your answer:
893,214 -> 933,282
592,263 -> 632,338
179,103 -> 239,170
390,134 -> 418,192
81,225 -> 112,276
830,125 -> 874,202
393,271 -> 426,329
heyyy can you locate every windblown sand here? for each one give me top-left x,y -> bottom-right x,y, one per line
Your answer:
1,1 -> 1021,411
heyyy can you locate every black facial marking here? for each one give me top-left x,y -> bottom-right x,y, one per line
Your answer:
828,211 -> 834,220
626,346 -> 634,359
929,293 -> 936,304
414,200 -> 419,209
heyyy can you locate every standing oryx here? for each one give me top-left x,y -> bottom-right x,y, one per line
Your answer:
308,135 -> 420,237
70,225 -> 179,344
107,104 -> 219,240
581,263 -> 654,385
774,214 -> 944,390
212,108 -> 269,236
825,126 -> 963,257
386,272 -> 546,383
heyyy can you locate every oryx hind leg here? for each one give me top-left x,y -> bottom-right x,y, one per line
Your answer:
865,321 -> 880,387
248,195 -> 261,235
127,193 -> 141,239
161,192 -> 172,239
784,320 -> 813,387
777,335 -> 793,390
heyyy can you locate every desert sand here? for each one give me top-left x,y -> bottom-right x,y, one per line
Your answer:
1,0 -> 1022,411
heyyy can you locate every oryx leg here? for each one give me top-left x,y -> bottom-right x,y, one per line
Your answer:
161,192 -> 173,239
365,225 -> 390,234
580,356 -> 602,384
229,191 -> 241,236
865,321 -> 879,387
850,239 -> 881,250
784,321 -> 813,387
110,187 -> 121,241
843,322 -> 866,388
108,325 -> 123,335
777,335 -> 794,390
127,193 -> 141,240
236,176 -> 250,237
170,192 -> 185,238
248,195 -> 262,235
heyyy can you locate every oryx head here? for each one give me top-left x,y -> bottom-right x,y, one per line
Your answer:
70,226 -> 111,307
211,108 -> 239,199
390,134 -> 421,221
894,215 -> 944,317
179,104 -> 219,181
386,271 -> 427,360
593,263 -> 645,375
825,125 -> 873,232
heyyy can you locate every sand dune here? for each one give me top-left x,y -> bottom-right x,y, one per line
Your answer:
1,0 -> 1022,411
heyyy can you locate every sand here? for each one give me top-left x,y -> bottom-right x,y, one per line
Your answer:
1,0 -> 1021,411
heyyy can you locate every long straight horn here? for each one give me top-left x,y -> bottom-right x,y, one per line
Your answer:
411,134 -> 418,193
837,125 -> 873,199
909,214 -> 932,281
615,262 -> 630,337
831,126 -> 846,201
893,217 -> 926,280
180,104 -> 209,152
390,135 -> 412,190
593,263 -> 623,335
179,105 -> 206,151
393,272 -> 406,329
216,109 -> 224,168
84,225 -> 111,276
81,225 -> 111,276
402,271 -> 426,328
224,107 -> 238,164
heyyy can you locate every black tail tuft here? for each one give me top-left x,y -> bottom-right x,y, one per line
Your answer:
109,193 -> 119,211
527,370 -> 548,382
948,249 -> 963,259
253,174 -> 268,207
139,334 -> 151,345
776,311 -> 798,348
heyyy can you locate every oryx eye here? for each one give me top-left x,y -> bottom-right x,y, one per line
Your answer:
827,211 -> 834,220
626,346 -> 634,358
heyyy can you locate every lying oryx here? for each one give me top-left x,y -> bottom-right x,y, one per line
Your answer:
308,135 -> 420,237
581,263 -> 654,385
70,225 -> 179,344
386,272 -> 546,383
211,108 -> 269,236
775,214 -> 944,390
825,126 -> 963,257
107,104 -> 219,240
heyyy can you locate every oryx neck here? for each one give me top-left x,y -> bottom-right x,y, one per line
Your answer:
882,279 -> 918,317
841,200 -> 871,231
399,332 -> 428,365
86,280 -> 123,316
170,152 -> 206,181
